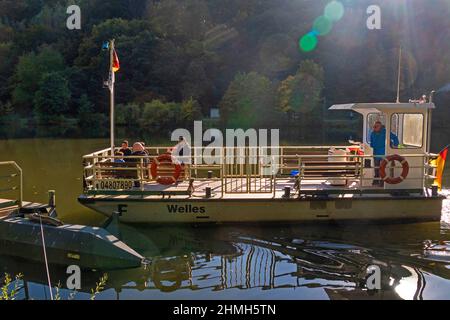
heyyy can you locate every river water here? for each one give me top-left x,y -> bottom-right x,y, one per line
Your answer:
0,138 -> 449,300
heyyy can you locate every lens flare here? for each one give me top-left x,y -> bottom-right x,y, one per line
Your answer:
313,16 -> 333,36
299,33 -> 318,52
324,1 -> 345,22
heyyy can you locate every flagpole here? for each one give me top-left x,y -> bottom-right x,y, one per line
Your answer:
110,39 -> 115,157
396,46 -> 402,103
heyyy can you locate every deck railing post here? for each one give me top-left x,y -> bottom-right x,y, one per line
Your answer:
272,168 -> 276,198
422,154 -> 426,191
16,162 -> 23,208
246,147 -> 250,193
359,155 -> 364,189
93,157 -> 97,190
1,161 -> 23,208
194,147 -> 198,178
140,158 -> 144,192
220,163 -> 223,198
298,157 -> 303,194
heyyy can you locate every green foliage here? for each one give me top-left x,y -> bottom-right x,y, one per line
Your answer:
0,42 -> 14,99
34,71 -> 71,123
219,72 -> 276,128
54,273 -> 109,300
0,272 -> 109,300
78,94 -> 106,129
1,273 -> 23,300
0,100 -> 13,118
90,273 -> 108,300
116,98 -> 202,134
140,100 -> 181,134
180,98 -> 203,123
78,94 -> 95,117
1,0 -> 450,138
278,60 -> 324,114
54,282 -> 62,301
147,0 -> 212,40
13,47 -> 66,111
116,103 -> 142,127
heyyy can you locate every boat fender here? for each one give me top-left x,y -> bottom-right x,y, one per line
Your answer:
150,153 -> 182,185
379,154 -> 409,184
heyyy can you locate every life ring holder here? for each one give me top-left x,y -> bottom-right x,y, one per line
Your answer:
379,154 -> 409,185
150,153 -> 182,185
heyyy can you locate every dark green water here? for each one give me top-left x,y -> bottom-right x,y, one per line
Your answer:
0,138 -> 449,300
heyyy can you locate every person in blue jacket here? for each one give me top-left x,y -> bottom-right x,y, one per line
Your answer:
370,121 -> 399,185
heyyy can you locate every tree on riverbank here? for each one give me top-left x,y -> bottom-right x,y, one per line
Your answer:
34,71 -> 71,124
219,72 -> 277,128
1,0 -> 450,138
12,47 -> 67,114
278,60 -> 324,138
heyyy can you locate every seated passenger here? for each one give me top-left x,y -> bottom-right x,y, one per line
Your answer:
119,140 -> 132,156
114,151 -> 125,163
138,141 -> 149,155
370,121 -> 399,185
130,142 -> 149,187
131,142 -> 148,163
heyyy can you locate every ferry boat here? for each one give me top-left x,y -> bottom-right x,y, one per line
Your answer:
78,100 -> 448,224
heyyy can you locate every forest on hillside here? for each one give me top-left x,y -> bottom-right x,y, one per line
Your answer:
1,0 -> 450,141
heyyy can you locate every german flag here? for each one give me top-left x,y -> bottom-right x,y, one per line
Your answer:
112,49 -> 120,73
430,145 -> 449,190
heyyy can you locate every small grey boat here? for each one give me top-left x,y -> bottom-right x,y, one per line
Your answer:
0,202 -> 145,270
0,161 -> 145,270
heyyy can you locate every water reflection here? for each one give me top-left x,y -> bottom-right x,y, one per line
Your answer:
2,215 -> 450,300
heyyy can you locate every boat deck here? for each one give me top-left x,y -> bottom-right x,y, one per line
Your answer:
0,199 -> 50,218
81,145 -> 438,202
0,199 -> 17,218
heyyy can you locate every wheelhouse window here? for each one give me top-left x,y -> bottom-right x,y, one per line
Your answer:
390,113 -> 423,149
366,113 -> 385,143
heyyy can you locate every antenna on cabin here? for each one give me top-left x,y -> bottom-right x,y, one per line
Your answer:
396,46 -> 402,103
429,90 -> 436,103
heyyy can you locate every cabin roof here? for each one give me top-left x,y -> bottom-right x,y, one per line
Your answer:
329,102 -> 435,112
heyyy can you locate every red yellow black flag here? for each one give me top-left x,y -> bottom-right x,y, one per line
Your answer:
430,145 -> 449,190
112,49 -> 120,72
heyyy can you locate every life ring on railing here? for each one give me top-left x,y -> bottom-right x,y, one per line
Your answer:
150,153 -> 182,185
379,154 -> 409,185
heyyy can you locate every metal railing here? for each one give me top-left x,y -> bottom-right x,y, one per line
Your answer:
82,146 -> 439,196
0,161 -> 23,208
291,153 -> 437,192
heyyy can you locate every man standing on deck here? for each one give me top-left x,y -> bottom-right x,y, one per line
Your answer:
370,121 -> 399,186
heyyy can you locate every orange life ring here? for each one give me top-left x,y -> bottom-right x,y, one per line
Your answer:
150,153 -> 182,185
379,154 -> 409,184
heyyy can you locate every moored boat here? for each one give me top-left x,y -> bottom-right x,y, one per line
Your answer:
78,100 -> 448,224
0,161 -> 145,269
